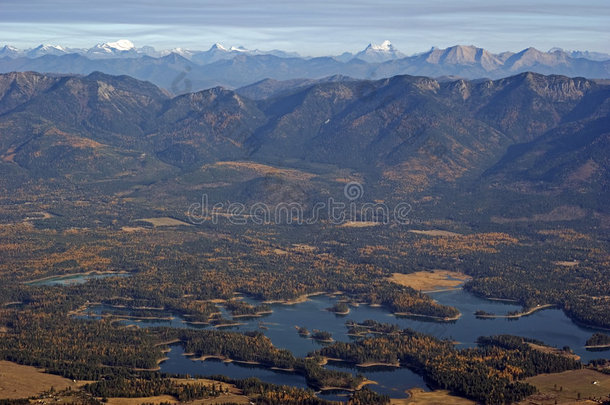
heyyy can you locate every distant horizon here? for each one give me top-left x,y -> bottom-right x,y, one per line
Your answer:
2,0 -> 609,56
2,39 -> 609,59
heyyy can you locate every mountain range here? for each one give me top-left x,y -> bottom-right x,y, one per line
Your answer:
1,41 -> 609,93
0,70 -> 607,227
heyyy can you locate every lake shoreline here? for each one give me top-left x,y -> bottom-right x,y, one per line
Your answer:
394,311 -> 461,322
585,344 -> 610,350
263,291 -> 328,305
475,304 -> 554,319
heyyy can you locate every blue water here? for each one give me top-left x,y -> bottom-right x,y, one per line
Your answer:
325,362 -> 429,398
160,345 -> 347,401
80,291 -> 607,362
161,345 -> 310,389
77,289 -> 608,398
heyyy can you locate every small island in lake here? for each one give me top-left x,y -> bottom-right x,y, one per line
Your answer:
327,302 -> 350,315
475,310 -> 496,318
586,333 -> 610,350
296,326 -> 310,337
311,329 -> 334,343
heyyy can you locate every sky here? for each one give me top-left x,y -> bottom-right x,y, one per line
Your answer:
1,0 -> 609,56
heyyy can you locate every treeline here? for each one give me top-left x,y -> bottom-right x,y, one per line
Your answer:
311,330 -> 333,341
0,222 -> 462,326
461,236 -> 610,329
0,309 -> 163,380
315,323 -> 581,404
0,307 -> 360,393
212,376 -> 388,405
85,377 -> 222,402
349,388 -> 390,405
181,330 -> 297,369
346,320 -> 400,336
327,302 -> 349,314
586,333 -> 610,347
475,335 -> 582,375
564,296 -> 610,329
2,191 -> 608,332
225,300 -> 271,316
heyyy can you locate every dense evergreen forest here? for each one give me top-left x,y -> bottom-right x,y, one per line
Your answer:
85,377 -> 222,401
316,326 -> 582,404
587,333 -> 610,348
0,179 -> 608,403
0,304 -> 589,404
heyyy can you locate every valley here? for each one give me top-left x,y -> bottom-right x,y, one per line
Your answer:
0,70 -> 608,404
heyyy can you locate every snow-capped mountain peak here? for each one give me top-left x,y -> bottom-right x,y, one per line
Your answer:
26,44 -> 69,57
354,40 -> 404,62
160,47 -> 194,59
104,39 -> 135,51
86,39 -> 138,58
36,44 -> 66,51
210,43 -> 228,51
0,45 -> 22,58
190,43 -> 253,64
369,40 -> 394,52
229,46 -> 248,53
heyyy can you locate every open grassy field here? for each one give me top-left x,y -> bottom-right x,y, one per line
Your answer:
106,395 -> 179,405
0,360 -> 78,399
408,229 -> 461,237
107,394 -> 250,405
211,161 -> 317,181
339,221 -> 381,228
520,369 -> 610,404
527,342 -> 581,361
390,388 -> 475,404
137,217 -> 192,227
107,395 -> 251,405
388,270 -> 471,292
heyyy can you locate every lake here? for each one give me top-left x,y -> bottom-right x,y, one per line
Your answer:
77,288 -> 608,398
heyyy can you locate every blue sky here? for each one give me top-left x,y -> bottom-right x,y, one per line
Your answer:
1,0 -> 609,55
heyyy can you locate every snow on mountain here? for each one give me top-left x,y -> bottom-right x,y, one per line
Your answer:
354,40 -> 405,63
0,45 -> 22,58
106,39 -> 135,51
159,47 -> 195,59
210,43 -> 228,51
87,39 -> 138,58
0,39 -> 302,62
26,44 -> 70,58
190,43 -> 232,64
0,41 -> 607,83
371,40 -> 393,51
190,43 -> 286,64
229,46 -> 248,53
